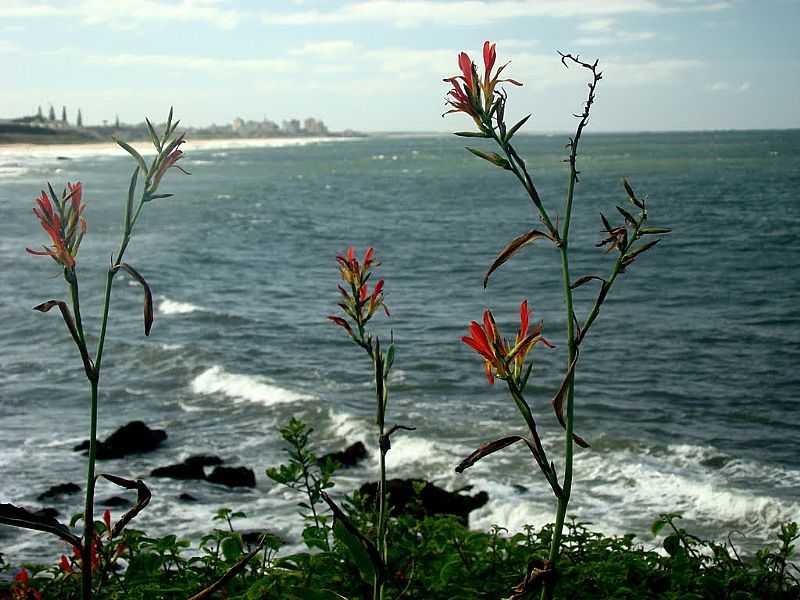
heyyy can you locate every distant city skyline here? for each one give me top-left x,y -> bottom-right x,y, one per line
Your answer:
2,0 -> 798,133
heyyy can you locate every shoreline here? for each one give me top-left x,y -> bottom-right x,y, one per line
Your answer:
0,135 -> 363,161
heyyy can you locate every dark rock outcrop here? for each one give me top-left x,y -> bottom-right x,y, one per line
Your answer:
184,455 -> 224,468
32,507 -> 59,520
320,441 -> 368,468
99,496 -> 130,507
37,483 -> 80,501
73,421 -> 167,459
178,493 -> 198,502
358,478 -> 489,525
207,466 -> 256,488
151,462 -> 206,481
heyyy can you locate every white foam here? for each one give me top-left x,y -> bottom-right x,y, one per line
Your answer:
0,136 -> 361,162
159,297 -> 201,315
191,366 -> 309,407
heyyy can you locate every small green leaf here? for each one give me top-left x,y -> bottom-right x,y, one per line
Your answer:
333,520 -> 374,583
651,518 -> 667,537
220,535 -> 243,561
639,227 -> 672,235
145,118 -> 162,151
125,166 -> 139,233
465,147 -> 511,170
504,114 -> 531,142
114,137 -> 148,174
453,131 -> 491,138
384,344 -> 395,377
663,534 -> 682,557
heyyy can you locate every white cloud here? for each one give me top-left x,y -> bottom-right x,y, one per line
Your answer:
84,52 -> 294,72
0,0 -> 240,29
288,40 -> 357,56
263,0 -> 730,27
579,18 -> 616,32
707,80 -> 751,93
575,30 -> 657,46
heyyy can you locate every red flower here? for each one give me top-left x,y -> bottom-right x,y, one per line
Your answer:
26,183 -> 87,269
103,509 -> 112,532
444,41 -> 522,121
11,569 -> 42,600
59,554 -> 75,575
462,300 -> 552,384
329,246 -> 389,339
151,135 -> 189,191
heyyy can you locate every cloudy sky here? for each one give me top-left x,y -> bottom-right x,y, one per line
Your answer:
1,0 -> 797,132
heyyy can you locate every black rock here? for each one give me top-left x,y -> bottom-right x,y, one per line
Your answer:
240,529 -> 285,549
178,493 -> 198,502
184,455 -> 224,468
207,466 -> 256,488
99,496 -> 130,507
358,478 -> 489,526
320,441 -> 368,468
37,482 -> 80,501
74,421 -> 167,459
151,462 -> 207,481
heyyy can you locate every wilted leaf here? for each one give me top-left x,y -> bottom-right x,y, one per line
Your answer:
455,435 -> 540,473
0,503 -> 81,548
550,358 -> 590,448
570,275 -> 605,290
465,147 -> 511,170
484,229 -> 554,288
186,539 -> 264,600
97,473 -> 151,538
321,492 -> 385,586
33,300 -> 94,378
112,263 -> 154,336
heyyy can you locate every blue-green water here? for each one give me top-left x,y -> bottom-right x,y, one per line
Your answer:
1,130 -> 798,561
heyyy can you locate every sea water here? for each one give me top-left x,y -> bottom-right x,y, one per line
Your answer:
0,130 -> 798,561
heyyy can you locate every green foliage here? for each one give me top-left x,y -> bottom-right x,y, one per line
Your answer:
265,417 -> 337,548
4,512 -> 797,599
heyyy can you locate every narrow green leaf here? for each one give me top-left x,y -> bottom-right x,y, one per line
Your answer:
465,147 -> 511,170
623,178 -> 645,209
114,137 -> 148,174
384,343 -> 395,377
125,166 -> 140,233
453,131 -> 491,138
504,114 -> 531,142
145,118 -> 162,151
639,227 -> 672,235
333,520 -> 374,583
623,239 -> 660,262
616,205 -> 637,227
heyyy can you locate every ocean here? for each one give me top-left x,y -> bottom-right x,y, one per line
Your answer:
0,130 -> 798,562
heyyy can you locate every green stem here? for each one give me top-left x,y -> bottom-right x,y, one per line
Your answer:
543,167 -> 578,600
81,379 -> 98,600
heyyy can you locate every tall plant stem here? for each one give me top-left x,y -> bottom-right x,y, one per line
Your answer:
374,435 -> 387,600
545,171 -> 578,592
81,379 -> 99,600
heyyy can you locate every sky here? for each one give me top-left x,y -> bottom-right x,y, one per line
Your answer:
1,0 -> 798,133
